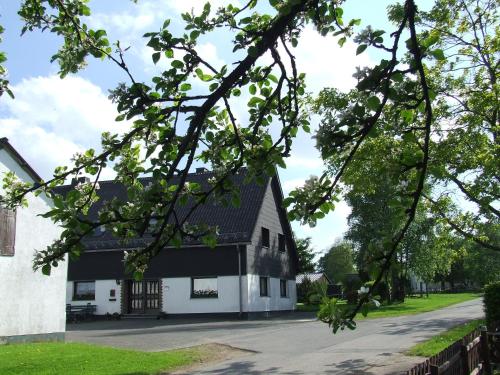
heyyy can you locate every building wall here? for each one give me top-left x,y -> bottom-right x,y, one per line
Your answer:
0,149 -> 67,342
162,276 -> 246,314
70,274 -> 296,315
66,280 -> 121,315
246,274 -> 296,312
247,179 -> 295,279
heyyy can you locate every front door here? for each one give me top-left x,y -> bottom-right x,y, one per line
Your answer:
127,279 -> 161,314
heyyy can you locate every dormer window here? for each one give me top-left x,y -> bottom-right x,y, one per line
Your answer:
261,227 -> 270,248
0,207 -> 16,256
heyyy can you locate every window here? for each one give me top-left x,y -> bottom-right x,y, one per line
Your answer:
278,234 -> 286,252
260,277 -> 269,297
0,207 -> 16,256
191,277 -> 218,298
73,281 -> 95,301
280,279 -> 288,297
261,227 -> 270,248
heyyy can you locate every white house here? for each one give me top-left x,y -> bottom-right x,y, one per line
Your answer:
0,137 -> 67,343
64,169 -> 298,318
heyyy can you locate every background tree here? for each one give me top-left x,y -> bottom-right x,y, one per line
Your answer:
295,235 -> 316,274
317,239 -> 355,285
286,0 -> 498,330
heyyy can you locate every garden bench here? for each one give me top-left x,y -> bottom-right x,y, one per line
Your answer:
66,303 -> 97,322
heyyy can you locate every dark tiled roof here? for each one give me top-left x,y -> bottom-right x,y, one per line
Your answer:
57,169 -> 268,250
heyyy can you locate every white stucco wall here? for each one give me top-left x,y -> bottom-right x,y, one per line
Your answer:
162,276 -> 247,314
246,274 -> 296,312
0,148 -> 67,339
67,280 -> 122,315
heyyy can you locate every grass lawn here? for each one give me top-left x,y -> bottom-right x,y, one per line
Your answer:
297,293 -> 481,319
406,319 -> 485,357
0,342 -> 226,375
357,293 -> 482,319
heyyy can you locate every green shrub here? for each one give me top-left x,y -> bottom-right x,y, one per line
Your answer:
484,281 -> 500,331
308,293 -> 322,305
297,277 -> 313,303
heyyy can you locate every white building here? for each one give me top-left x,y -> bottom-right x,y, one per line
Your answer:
65,169 -> 297,318
0,138 -> 67,343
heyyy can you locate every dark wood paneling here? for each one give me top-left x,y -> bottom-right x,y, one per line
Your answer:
68,245 -> 246,280
246,179 -> 296,279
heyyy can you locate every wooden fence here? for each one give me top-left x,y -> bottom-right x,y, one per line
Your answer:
406,328 -> 499,375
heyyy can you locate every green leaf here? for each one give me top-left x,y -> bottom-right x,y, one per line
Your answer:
430,49 -> 445,61
248,46 -> 258,57
391,72 -> 404,82
231,194 -> 241,208
180,83 -> 191,91
152,52 -> 160,64
171,60 -> 184,69
366,96 -> 380,111
249,84 -> 256,95
41,264 -> 51,276
195,68 -> 204,80
338,37 -> 346,47
356,44 -> 367,55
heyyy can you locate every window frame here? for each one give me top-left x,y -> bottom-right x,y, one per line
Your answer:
73,280 -> 96,301
280,279 -> 288,298
191,276 -> 219,299
259,276 -> 269,297
278,233 -> 286,252
261,227 -> 270,248
0,207 -> 16,257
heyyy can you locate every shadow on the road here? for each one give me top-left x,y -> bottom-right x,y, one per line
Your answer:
190,360 -> 303,375
67,312 -> 316,332
324,358 -> 377,375
379,316 -> 470,336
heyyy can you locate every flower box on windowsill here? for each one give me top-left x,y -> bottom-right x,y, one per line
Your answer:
191,290 -> 218,299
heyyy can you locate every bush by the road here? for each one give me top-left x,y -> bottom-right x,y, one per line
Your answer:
484,281 -> 500,331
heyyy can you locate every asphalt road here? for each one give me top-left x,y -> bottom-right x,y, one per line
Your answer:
67,298 -> 483,374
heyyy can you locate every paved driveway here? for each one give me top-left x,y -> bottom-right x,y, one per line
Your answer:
67,299 -> 483,374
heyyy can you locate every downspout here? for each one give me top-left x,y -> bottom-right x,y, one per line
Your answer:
237,244 -> 243,318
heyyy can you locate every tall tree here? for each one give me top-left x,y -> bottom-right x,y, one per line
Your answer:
295,236 -> 317,274
1,0 -> 497,332
317,240 -> 355,285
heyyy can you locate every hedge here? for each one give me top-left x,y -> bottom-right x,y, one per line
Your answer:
483,281 -> 500,331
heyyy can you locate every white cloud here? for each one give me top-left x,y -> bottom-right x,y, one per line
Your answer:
294,26 -> 374,93
88,3 -> 157,36
292,201 -> 351,253
167,0 -> 241,16
0,75 -> 125,179
286,155 -> 324,170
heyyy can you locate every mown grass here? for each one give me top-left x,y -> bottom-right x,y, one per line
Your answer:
406,319 -> 485,357
0,342 -> 217,375
357,293 -> 482,319
297,293 -> 481,319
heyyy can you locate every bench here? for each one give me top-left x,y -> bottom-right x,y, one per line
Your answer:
66,303 -> 97,322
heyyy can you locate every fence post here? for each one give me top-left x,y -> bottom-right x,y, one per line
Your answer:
430,364 -> 440,375
460,344 -> 469,375
480,328 -> 492,375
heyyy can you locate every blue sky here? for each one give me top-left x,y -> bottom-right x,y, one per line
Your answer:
0,0 -> 432,258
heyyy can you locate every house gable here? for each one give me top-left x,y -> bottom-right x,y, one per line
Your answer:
0,138 -> 67,342
246,174 -> 297,279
